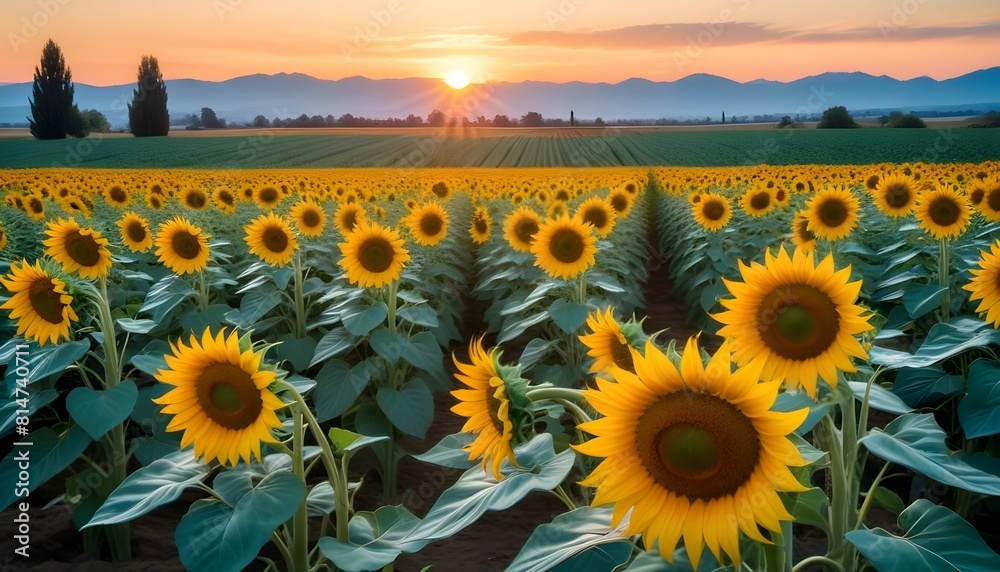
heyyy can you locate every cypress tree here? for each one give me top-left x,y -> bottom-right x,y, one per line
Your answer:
128,55 -> 170,137
28,39 -> 83,139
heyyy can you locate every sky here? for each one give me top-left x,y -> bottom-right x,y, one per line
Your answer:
2,0 -> 998,86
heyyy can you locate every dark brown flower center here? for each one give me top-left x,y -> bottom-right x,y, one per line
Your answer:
756,284 -> 840,360
108,186 -> 127,204
583,206 -> 608,229
929,196 -> 960,227
419,213 -> 444,238
548,228 -> 585,263
218,190 -> 235,206
866,175 -> 880,190
196,362 -> 263,430
29,277 -> 66,325
883,183 -> 911,209
474,217 -> 489,235
818,198 -> 848,227
359,237 -> 394,273
262,227 -> 289,253
796,218 -> 816,242
127,221 -> 147,244
258,187 -> 279,205
65,230 -> 102,267
172,230 -> 203,260
610,195 -> 628,214
635,391 -> 760,500
702,199 -> 726,221
301,209 -> 321,228
985,187 -> 1000,213
341,210 -> 359,233
749,191 -> 770,211
514,217 -> 539,245
185,190 -> 207,209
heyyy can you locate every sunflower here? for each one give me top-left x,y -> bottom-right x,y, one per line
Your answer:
290,200 -> 326,237
579,307 -> 636,374
451,336 -> 517,480
212,187 -> 237,214
244,213 -> 298,266
25,194 -> 46,222
334,203 -> 366,237
870,174 -> 917,217
692,193 -> 732,231
803,186 -> 859,241
0,260 -> 79,346
254,186 -> 282,210
181,188 -> 209,211
153,328 -> 285,466
503,207 -> 542,253
964,242 -> 1000,327
406,202 -> 450,246
976,179 -> 1000,222
103,185 -> 130,208
790,210 -> 817,254
915,185 -> 971,240
43,218 -> 113,279
741,187 -> 773,217
530,215 -> 597,280
154,217 -> 211,275
146,193 -> 165,210
772,186 -> 791,210
431,181 -> 450,200
575,197 -> 616,238
607,190 -> 633,218
470,206 -> 492,244
117,211 -> 153,253
0,222 -> 7,252
574,336 -> 808,567
714,245 -> 873,397
338,221 -> 410,288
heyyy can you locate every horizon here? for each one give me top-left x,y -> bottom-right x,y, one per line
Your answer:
2,0 -> 998,86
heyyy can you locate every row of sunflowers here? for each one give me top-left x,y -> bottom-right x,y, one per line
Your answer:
1,163 -> 1000,571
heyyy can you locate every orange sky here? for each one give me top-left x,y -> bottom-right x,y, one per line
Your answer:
2,0 -> 998,85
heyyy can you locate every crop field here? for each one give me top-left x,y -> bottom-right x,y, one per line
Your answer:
0,127 -> 997,169
3,160 -> 1000,571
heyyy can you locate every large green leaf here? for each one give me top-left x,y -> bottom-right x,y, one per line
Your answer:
846,500 -> 1000,571
397,303 -> 439,328
274,334 -> 318,373
175,471 -> 305,572
140,275 -> 196,323
85,448 -> 210,527
314,358 -> 372,422
0,425 -> 91,512
412,433 -> 476,469
311,326 -> 358,366
847,381 -> 912,415
506,507 -> 630,572
859,413 -> 1000,495
958,359 -> 1000,439
901,283 -> 948,319
317,505 -> 422,572
402,331 -> 448,385
891,366 -> 965,408
342,302 -> 388,336
376,379 -> 433,438
224,288 -> 282,330
547,299 -> 591,334
782,486 -> 830,536
870,317 -> 1000,369
369,326 -> 407,364
66,381 -> 138,440
4,339 -> 90,390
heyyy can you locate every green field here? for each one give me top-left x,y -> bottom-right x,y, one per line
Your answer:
1,128 -> 997,169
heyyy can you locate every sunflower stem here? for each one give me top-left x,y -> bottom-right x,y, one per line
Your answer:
293,250 -> 307,338
196,270 -> 210,310
854,461 -> 890,530
290,410 -> 310,572
791,556 -> 846,572
939,238 -> 950,322
386,279 -> 399,336
525,387 -> 586,405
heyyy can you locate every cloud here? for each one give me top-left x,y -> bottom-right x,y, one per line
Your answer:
504,21 -> 1000,50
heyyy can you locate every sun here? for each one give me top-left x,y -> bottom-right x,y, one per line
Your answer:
445,70 -> 470,89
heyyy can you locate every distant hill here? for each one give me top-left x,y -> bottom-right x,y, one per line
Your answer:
1,68 -> 998,128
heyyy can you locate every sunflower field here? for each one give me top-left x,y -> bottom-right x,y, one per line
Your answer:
2,162 -> 1000,571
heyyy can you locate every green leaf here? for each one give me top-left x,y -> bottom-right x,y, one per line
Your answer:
498,312 -> 549,344
116,318 -> 159,334
377,379 -> 433,438
66,381 -> 138,440
4,339 -> 90,389
0,388 -> 57,438
140,275 -> 196,323
506,507 -> 630,572
180,303 -> 232,334
225,288 -> 282,330
959,359 -> 1000,439
859,413 -> 1000,495
870,317 -> 1000,369
130,339 -> 170,377
901,283 -> 948,319
370,326 -> 407,364
892,366 -> 965,408
342,302 -> 388,336
274,334 -> 317,373
847,381 -> 913,415
519,338 -> 553,372
397,303 -> 439,328
403,332 -> 448,386
307,482 -> 336,516
0,425 -> 92,512
547,299 -> 591,334
85,448 -> 210,527
175,471 -> 305,572
846,500 -> 1000,571
872,486 -> 905,515
311,327 -> 358,366
317,505 -> 421,572
782,487 -> 830,536
412,433 -> 476,470
328,427 -> 389,453
550,542 -> 632,572
314,359 -> 371,422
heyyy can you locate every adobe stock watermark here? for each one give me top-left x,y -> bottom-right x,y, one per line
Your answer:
340,0 -> 404,63
672,0 -> 752,73
545,0 -> 587,29
213,0 -> 247,21
878,0 -> 932,39
11,343 -> 33,559
7,0 -> 73,54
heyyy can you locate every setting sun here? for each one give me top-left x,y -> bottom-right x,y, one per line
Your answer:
444,70 -> 470,89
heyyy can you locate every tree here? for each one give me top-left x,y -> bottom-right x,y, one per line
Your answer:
521,111 -> 544,127
201,107 -> 224,129
427,110 -> 446,127
493,114 -> 511,127
889,113 -> 926,128
28,39 -> 84,139
253,115 -> 270,128
185,113 -> 201,130
79,109 -> 110,133
128,55 -> 170,137
817,106 -> 859,129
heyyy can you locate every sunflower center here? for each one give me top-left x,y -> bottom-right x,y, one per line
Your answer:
819,199 -> 848,227
757,284 -> 840,360
796,219 -> 816,242
929,196 -> 960,227
186,191 -> 207,209
775,189 -> 787,202
109,187 -> 127,203
301,209 -> 321,228
750,192 -> 770,210
342,211 -> 358,232
611,335 -> 635,372
196,362 -> 264,430
986,188 -> 1000,212
515,219 -> 539,245
65,231 -> 102,267
636,391 -> 760,500
866,175 -> 880,190
420,214 -> 444,237
549,229 -> 585,263
610,195 -> 628,213
172,230 -> 203,260
127,222 -> 147,243
702,200 -> 726,221
884,183 -> 911,208
218,191 -> 235,206
29,278 -> 66,324
262,227 -> 289,253
583,207 -> 608,229
474,217 -> 489,234
259,187 -> 278,204
29,198 -> 44,213
359,237 -> 394,273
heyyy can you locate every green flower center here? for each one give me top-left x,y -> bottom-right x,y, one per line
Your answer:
197,362 -> 263,430
757,284 -> 840,360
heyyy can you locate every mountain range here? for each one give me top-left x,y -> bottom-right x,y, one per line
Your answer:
1,68 -> 998,127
